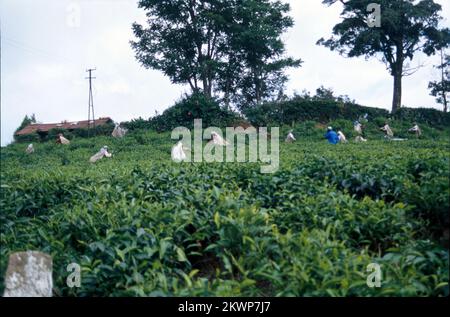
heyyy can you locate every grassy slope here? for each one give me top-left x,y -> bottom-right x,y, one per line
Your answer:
0,128 -> 449,296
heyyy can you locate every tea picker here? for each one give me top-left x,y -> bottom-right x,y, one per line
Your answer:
380,123 -> 408,141
26,144 -> 35,154
112,123 -> 128,138
354,120 -> 368,142
324,127 -> 340,145
354,120 -> 363,135
89,146 -> 112,163
209,131 -> 230,146
171,141 -> 188,162
285,130 -> 296,143
337,130 -> 348,143
408,123 -> 422,138
56,133 -> 70,145
380,123 -> 394,139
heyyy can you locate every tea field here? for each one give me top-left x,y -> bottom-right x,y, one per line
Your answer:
0,130 -> 449,296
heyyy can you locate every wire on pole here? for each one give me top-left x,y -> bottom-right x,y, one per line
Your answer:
85,68 -> 96,137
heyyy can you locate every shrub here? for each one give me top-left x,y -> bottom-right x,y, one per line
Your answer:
243,99 -> 389,127
393,107 -> 450,127
13,133 -> 41,143
48,128 -> 75,141
148,93 -> 242,132
1,129 -> 448,297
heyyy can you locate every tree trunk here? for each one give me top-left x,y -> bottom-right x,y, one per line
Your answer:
202,77 -> 211,98
254,69 -> 262,105
200,63 -> 213,98
391,44 -> 404,113
443,94 -> 448,113
392,71 -> 402,113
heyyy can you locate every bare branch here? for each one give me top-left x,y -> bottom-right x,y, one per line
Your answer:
402,62 -> 426,77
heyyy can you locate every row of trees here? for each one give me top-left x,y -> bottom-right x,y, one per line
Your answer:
131,0 -> 450,113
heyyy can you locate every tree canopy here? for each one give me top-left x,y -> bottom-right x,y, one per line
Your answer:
429,52 -> 449,112
15,114 -> 36,134
131,0 -> 301,110
317,0 -> 450,113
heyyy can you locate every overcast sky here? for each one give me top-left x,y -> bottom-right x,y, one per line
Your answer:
1,0 -> 449,146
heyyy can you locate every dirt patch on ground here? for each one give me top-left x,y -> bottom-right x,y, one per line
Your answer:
315,123 -> 327,129
233,120 -> 255,129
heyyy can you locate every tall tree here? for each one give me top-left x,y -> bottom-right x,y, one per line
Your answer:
131,0 -> 227,98
131,0 -> 300,107
429,51 -> 449,112
317,0 -> 450,113
228,0 -> 302,109
15,114 -> 36,134
313,86 -> 336,101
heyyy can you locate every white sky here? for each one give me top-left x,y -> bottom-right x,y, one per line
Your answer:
1,0 -> 449,146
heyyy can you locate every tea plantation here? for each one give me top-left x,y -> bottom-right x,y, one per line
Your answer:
0,128 -> 449,296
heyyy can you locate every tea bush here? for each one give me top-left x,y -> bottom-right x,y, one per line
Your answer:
0,128 -> 448,297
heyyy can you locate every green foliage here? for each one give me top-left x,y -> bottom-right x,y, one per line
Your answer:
148,93 -> 242,132
70,123 -> 115,138
131,0 -> 300,107
0,129 -> 448,297
243,98 -> 389,126
14,114 -> 36,135
428,53 -> 449,112
243,97 -> 450,130
14,114 -> 38,142
13,133 -> 41,144
393,107 -> 450,127
318,0 -> 450,112
47,128 -> 74,141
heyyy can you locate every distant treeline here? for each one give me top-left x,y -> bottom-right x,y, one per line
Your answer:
123,94 -> 450,133
243,98 -> 450,127
14,94 -> 450,143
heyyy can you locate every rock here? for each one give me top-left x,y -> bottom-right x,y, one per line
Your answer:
3,251 -> 53,297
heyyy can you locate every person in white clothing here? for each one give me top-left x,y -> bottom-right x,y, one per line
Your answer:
26,144 -> 35,154
337,130 -> 348,143
354,121 -> 363,135
380,123 -> 394,139
285,130 -> 296,143
209,131 -> 230,146
408,123 -> 422,138
171,141 -> 188,162
112,123 -> 128,138
56,133 -> 70,145
89,146 -> 112,163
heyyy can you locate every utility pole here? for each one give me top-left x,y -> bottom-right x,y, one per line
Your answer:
86,68 -> 96,136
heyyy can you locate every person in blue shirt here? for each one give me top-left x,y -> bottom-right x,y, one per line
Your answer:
324,127 -> 340,144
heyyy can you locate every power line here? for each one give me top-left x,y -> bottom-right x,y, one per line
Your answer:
3,37 -> 79,66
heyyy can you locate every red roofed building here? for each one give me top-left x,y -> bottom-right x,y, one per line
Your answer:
15,117 -> 114,137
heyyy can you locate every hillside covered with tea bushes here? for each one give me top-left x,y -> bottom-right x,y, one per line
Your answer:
1,127 -> 448,296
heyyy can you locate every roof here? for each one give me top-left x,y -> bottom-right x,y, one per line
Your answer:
15,117 -> 113,136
